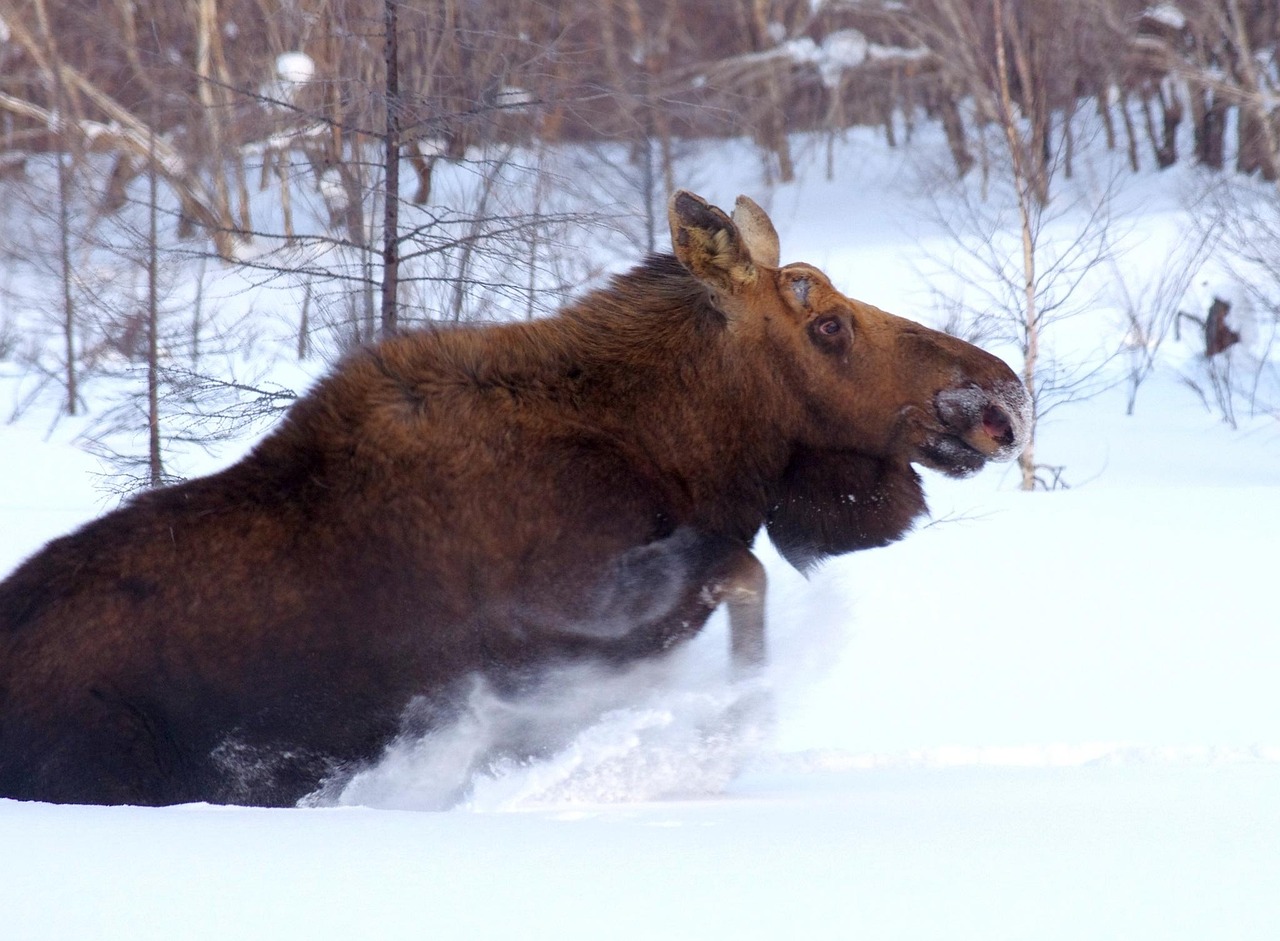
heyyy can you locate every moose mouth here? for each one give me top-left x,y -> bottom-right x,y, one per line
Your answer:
916,433 -> 989,478
915,383 -> 1029,478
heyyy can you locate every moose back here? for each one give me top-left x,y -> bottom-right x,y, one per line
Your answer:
0,192 -> 1029,806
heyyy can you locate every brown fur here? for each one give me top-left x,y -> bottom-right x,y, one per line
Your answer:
0,192 -> 1028,806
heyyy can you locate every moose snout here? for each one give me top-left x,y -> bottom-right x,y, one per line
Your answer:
981,403 -> 1015,447
935,381 -> 1030,461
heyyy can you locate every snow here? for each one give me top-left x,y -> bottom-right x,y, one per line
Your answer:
493,85 -> 535,110
2,124 -> 1279,939
781,30 -> 929,89
5,766 -> 1277,941
818,31 -> 869,87
1143,3 -> 1188,31
275,52 -> 315,86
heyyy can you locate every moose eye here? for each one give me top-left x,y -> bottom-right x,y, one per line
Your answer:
809,314 -> 851,355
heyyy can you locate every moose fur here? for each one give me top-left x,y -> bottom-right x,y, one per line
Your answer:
0,192 -> 1029,806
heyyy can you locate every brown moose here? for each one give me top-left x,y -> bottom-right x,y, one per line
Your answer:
0,192 -> 1029,806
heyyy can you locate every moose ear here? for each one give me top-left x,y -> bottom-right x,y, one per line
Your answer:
731,195 -> 780,268
668,190 -> 758,295
779,266 -> 818,312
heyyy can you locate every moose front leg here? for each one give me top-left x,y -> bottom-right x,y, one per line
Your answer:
706,548 -> 768,678
705,547 -> 774,748
552,529 -> 769,681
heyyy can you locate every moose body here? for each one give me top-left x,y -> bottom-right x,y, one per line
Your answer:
0,193 -> 1029,806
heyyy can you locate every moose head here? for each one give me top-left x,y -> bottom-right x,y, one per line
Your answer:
668,190 -> 1030,570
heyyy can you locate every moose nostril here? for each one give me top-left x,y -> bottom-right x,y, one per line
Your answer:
981,404 -> 1014,446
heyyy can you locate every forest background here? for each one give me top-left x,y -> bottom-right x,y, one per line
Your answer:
0,0 -> 1277,490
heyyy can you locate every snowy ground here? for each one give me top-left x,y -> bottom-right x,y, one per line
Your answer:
2,128 -> 1279,939
8,763 -> 1278,940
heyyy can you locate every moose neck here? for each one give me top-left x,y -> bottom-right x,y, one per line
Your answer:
553,254 -> 801,538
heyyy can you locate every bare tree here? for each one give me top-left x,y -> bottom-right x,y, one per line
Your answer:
1110,226 -> 1215,415
0,0 -> 248,258
0,150 -> 105,423
1118,0 -> 1280,183
918,129 -> 1119,488
12,0 -> 1278,455
144,108 -> 165,487
1190,172 -> 1280,427
379,0 -> 403,336
907,0 -> 1111,488
31,0 -> 83,416
991,0 -> 1043,487
52,73 -> 80,417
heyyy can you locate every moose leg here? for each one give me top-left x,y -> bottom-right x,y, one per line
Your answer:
713,549 -> 768,677
705,548 -> 774,747
548,531 -> 768,679
611,534 -> 768,674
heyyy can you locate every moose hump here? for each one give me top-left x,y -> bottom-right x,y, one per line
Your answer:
0,191 -> 1029,806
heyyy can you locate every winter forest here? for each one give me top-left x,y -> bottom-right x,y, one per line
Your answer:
0,0 -> 1278,485
1,1 -> 1279,939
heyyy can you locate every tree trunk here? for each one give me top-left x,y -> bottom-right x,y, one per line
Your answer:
1158,85 -> 1182,169
1191,87 -> 1226,170
298,278 -> 312,361
195,0 -> 238,246
993,0 -> 1040,490
938,90 -> 974,177
1224,0 -> 1280,191
380,0 -> 401,337
1097,91 -> 1116,152
1237,108 -> 1279,180
52,75 -> 78,415
146,110 -> 164,488
1119,89 -> 1140,172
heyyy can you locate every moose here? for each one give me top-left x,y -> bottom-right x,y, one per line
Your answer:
0,192 -> 1029,806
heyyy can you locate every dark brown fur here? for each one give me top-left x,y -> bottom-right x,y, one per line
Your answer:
0,193 -> 1028,806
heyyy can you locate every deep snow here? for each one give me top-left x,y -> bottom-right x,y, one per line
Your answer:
6,764 -> 1278,940
2,125 -> 1279,939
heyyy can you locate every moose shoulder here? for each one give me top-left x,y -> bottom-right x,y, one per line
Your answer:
0,192 -> 1029,806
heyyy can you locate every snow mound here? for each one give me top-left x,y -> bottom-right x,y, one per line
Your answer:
326,663 -> 772,812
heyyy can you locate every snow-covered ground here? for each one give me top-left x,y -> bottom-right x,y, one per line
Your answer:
2,127 -> 1279,939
